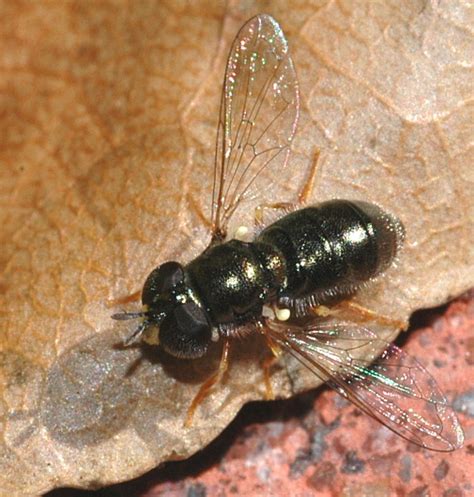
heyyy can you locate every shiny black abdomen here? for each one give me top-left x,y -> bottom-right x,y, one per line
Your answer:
256,200 -> 402,302
185,199 -> 403,328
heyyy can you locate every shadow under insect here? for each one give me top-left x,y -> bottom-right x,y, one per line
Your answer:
40,326 -> 271,452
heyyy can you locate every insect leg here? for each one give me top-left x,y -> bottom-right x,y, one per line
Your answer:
185,338 -> 231,427
108,290 -> 141,306
311,300 -> 408,331
186,192 -> 214,232
253,150 -> 321,230
254,202 -> 298,230
260,332 -> 283,400
297,148 -> 320,204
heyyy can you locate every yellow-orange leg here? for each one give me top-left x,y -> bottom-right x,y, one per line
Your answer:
254,202 -> 297,231
313,300 -> 407,331
185,339 -> 231,427
186,192 -> 214,232
107,290 -> 141,307
261,333 -> 283,400
298,148 -> 320,205
254,149 -> 321,231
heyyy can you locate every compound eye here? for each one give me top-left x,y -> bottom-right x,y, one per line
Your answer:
159,302 -> 212,359
142,261 -> 184,306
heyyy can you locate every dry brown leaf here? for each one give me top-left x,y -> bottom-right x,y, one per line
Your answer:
0,1 -> 473,495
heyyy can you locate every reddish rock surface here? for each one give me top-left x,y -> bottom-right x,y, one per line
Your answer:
48,291 -> 473,497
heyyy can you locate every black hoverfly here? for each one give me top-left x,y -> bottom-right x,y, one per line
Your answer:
113,14 -> 464,451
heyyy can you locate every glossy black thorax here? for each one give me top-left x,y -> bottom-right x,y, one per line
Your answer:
185,239 -> 285,327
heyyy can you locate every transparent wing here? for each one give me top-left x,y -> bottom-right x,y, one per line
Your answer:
267,320 -> 464,451
211,14 -> 299,240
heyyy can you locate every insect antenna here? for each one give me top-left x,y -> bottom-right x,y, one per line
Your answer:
111,309 -> 150,346
111,310 -> 147,320
122,321 -> 148,346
